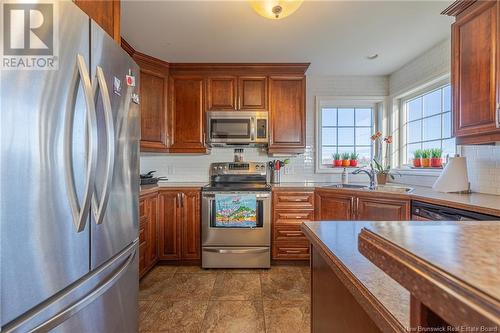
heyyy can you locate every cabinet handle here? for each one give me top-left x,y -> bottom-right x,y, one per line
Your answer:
283,232 -> 303,237
181,193 -> 184,208
177,193 -> 181,208
285,250 -> 301,254
496,103 -> 500,128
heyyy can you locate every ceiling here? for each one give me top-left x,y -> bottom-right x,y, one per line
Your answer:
121,1 -> 454,76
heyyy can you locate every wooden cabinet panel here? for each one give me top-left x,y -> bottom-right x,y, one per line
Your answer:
134,53 -> 169,152
169,76 -> 207,153
315,190 -> 355,221
73,0 -> 120,42
273,191 -> 314,209
274,225 -> 308,242
269,76 -> 306,154
139,194 -> 159,278
273,210 -> 315,224
273,241 -> 310,260
207,76 -> 237,110
180,191 -> 201,260
450,0 -> 500,143
238,76 -> 267,110
158,191 -> 181,260
356,196 -> 410,221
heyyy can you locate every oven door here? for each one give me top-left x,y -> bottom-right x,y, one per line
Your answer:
201,191 -> 271,247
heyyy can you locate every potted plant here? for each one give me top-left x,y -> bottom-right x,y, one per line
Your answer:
413,149 -> 422,167
349,152 -> 359,167
333,153 -> 342,167
421,149 -> 431,167
341,153 -> 351,167
372,159 -> 394,185
431,148 -> 443,167
370,132 -> 397,184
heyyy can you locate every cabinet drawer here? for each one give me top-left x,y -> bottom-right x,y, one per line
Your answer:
274,225 -> 307,242
274,210 -> 314,224
272,241 -> 310,260
273,191 -> 314,209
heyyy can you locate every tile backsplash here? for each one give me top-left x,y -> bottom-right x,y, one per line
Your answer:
460,145 -> 500,195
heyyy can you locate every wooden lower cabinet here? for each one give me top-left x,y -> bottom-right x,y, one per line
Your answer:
158,189 -> 201,261
314,189 -> 410,221
272,190 -> 314,260
139,193 -> 159,278
356,195 -> 410,221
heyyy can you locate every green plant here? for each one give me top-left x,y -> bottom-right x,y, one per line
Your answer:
372,159 -> 395,180
421,149 -> 431,159
413,149 -> 423,159
431,148 -> 443,158
341,152 -> 350,160
350,152 -> 359,160
333,153 -> 341,160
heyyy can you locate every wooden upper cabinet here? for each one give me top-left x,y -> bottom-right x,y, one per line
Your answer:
169,76 -> 207,153
73,0 -> 120,42
134,53 -> 169,152
355,196 -> 410,221
315,190 -> 355,221
269,76 -> 306,154
238,76 -> 268,110
207,76 -> 237,110
445,0 -> 500,144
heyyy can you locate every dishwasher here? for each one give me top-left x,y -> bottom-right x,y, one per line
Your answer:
412,201 -> 500,221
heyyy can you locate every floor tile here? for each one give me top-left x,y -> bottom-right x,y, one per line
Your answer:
175,266 -> 218,274
140,299 -> 208,333
201,300 -> 265,333
139,266 -> 178,300
139,300 -> 156,332
261,272 -> 309,301
157,273 -> 216,301
211,273 -> 261,301
263,299 -> 310,333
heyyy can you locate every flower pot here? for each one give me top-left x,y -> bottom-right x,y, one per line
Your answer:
431,158 -> 442,167
413,158 -> 421,167
342,160 -> 350,167
334,160 -> 342,167
421,158 -> 431,167
376,173 -> 388,185
349,160 -> 357,167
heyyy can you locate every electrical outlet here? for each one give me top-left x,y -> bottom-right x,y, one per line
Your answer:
166,165 -> 174,175
284,165 -> 294,175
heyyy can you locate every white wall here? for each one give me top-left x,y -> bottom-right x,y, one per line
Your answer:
140,75 -> 388,183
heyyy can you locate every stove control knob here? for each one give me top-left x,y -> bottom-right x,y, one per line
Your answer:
218,166 -> 223,170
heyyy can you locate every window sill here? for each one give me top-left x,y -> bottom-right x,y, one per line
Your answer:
316,166 -> 367,174
392,167 -> 442,177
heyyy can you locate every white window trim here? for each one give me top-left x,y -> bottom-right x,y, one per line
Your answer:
315,96 -> 386,173
393,75 -> 451,174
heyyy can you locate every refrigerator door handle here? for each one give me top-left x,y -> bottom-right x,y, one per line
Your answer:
91,66 -> 115,225
64,54 -> 98,233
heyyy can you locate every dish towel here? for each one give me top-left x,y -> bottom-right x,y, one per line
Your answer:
215,194 -> 257,228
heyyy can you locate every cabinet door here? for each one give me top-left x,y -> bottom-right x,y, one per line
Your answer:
180,190 -> 201,260
137,62 -> 169,151
73,0 -> 120,42
452,1 -> 499,143
269,76 -> 306,154
356,196 -> 410,221
158,191 -> 181,260
238,76 -> 268,110
147,196 -> 158,265
169,76 -> 207,153
207,76 -> 237,110
315,191 -> 354,221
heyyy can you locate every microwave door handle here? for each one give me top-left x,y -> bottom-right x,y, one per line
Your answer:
250,119 -> 256,141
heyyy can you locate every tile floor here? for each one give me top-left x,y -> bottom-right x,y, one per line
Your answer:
139,265 -> 311,333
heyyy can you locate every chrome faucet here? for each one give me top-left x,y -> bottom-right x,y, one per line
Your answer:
352,165 -> 376,190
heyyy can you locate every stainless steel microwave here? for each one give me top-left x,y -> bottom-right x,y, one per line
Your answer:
206,111 -> 268,147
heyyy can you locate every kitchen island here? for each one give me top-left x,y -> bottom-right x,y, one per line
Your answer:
301,221 -> 500,333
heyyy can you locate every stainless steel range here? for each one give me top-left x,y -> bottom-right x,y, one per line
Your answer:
202,162 -> 271,268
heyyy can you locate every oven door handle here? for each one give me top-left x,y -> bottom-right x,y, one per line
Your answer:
203,248 -> 269,254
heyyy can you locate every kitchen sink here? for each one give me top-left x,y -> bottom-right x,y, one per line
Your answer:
370,185 -> 414,193
324,184 -> 368,189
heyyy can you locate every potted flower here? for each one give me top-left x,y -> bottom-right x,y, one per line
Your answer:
372,159 -> 394,185
350,152 -> 359,167
421,149 -> 431,167
333,153 -> 342,167
413,149 -> 422,167
431,148 -> 443,167
341,153 -> 351,167
370,132 -> 397,184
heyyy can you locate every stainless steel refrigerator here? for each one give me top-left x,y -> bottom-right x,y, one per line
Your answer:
1,2 -> 140,332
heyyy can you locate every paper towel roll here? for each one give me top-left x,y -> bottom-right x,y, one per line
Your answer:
432,157 -> 469,193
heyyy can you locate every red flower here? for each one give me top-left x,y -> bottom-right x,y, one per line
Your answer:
370,131 -> 382,141
384,136 -> 393,144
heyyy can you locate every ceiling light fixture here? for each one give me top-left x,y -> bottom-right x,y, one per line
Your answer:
250,0 -> 304,20
366,54 -> 379,60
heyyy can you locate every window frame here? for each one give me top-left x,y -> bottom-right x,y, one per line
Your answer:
397,80 -> 454,169
315,96 -> 384,173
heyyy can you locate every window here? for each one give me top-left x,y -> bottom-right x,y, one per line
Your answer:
318,106 -> 374,168
404,84 -> 455,164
